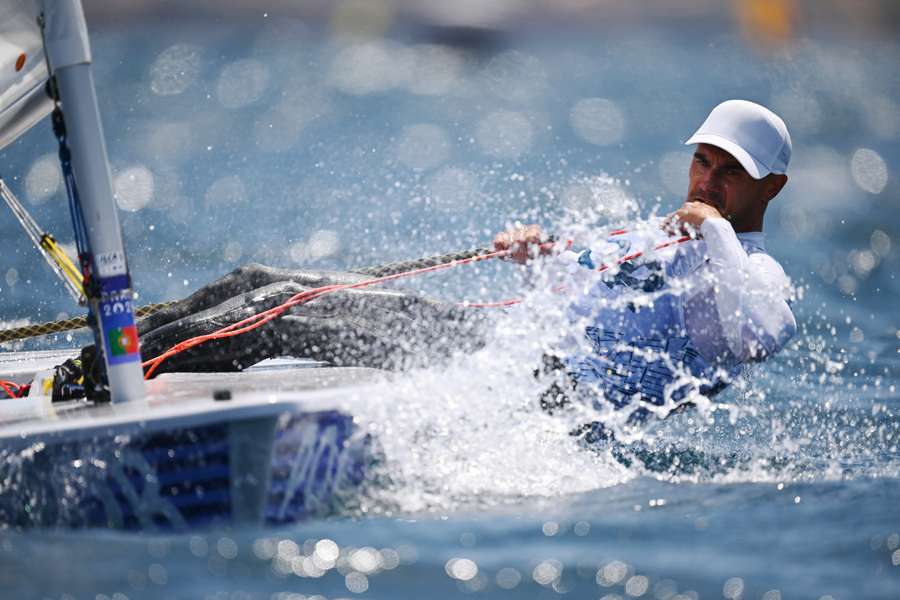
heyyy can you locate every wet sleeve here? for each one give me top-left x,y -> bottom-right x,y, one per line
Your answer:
699,218 -> 796,362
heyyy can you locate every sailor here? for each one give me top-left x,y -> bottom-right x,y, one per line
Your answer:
54,100 -> 796,423
495,100 -> 797,427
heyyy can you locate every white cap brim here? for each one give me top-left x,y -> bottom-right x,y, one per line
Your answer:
685,133 -> 769,179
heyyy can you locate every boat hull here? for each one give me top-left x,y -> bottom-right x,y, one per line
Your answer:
0,353 -> 380,530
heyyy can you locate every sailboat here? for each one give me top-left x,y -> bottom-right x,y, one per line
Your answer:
0,0 -> 378,530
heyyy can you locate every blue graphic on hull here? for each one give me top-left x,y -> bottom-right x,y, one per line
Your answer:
0,410 -> 370,531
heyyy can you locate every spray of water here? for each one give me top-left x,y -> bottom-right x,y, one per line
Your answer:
337,173 -> 898,518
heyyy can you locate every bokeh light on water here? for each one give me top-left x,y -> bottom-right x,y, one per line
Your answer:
149,43 -> 202,96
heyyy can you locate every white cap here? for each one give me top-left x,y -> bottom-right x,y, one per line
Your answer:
686,99 -> 792,179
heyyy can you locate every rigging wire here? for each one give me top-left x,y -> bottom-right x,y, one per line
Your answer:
0,179 -> 84,304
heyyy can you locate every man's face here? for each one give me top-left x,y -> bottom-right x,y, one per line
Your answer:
687,143 -> 783,232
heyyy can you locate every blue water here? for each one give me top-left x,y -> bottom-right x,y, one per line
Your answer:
1,8 -> 899,600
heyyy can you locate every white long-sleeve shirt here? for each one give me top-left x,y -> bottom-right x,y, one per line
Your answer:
683,218 -> 796,366
562,218 -> 796,367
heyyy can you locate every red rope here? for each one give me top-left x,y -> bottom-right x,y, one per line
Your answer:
143,247 -> 515,378
142,235 -> 692,378
0,379 -> 23,399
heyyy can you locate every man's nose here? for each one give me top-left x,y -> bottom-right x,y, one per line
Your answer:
698,169 -> 722,192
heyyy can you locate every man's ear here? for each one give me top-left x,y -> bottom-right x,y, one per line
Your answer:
764,174 -> 788,203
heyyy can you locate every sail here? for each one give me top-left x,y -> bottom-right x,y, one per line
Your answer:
0,0 -> 53,151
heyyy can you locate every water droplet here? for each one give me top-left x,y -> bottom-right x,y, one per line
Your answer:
407,44 -> 465,96
870,230 -> 891,257
395,123 -> 451,171
570,98 -> 626,146
308,229 -> 341,260
344,571 -> 369,593
597,560 -> 628,586
496,567 -> 522,589
482,50 -> 547,103
216,59 -> 270,109
147,563 -> 167,585
574,520 -> 591,536
626,574 -> 650,597
475,110 -> 533,159
349,547 -> 382,574
289,241 -> 308,264
223,241 -> 243,263
252,537 -> 276,560
315,539 -> 340,563
149,44 -> 201,95
445,557 -> 478,581
216,537 -> 238,560
533,559 -> 561,585
722,577 -> 744,599
188,536 -> 208,558
205,175 -> 246,208
427,167 -> 481,212
114,166 -> 155,212
850,148 -> 888,194
25,153 -> 62,205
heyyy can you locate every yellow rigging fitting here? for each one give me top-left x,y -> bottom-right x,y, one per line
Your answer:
0,177 -> 85,304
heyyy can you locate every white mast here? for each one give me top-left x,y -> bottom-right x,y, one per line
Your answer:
40,0 -> 145,403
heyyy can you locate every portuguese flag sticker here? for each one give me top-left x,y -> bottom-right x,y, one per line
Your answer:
108,324 -> 139,357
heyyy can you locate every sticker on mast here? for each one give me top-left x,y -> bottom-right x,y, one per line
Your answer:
108,325 -> 139,357
98,287 -> 141,365
96,251 -> 127,277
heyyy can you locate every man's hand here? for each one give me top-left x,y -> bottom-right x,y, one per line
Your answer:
663,201 -> 722,237
493,224 -> 551,264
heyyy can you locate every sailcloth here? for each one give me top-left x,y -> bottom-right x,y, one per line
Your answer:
0,0 -> 52,151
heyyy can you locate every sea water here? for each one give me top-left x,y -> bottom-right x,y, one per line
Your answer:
0,7 -> 898,599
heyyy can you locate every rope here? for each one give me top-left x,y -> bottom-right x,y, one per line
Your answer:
0,247 -> 494,343
142,235 -> 690,378
0,379 -> 21,399
354,246 -> 493,278
0,302 -> 178,344
143,246 -> 517,378
0,235 -> 691,345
